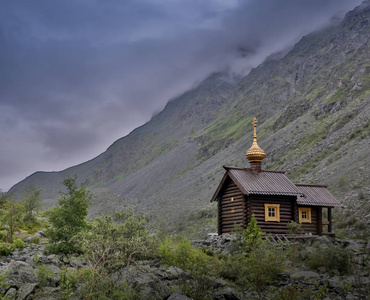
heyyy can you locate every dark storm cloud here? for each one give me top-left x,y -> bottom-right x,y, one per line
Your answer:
0,0 -> 363,190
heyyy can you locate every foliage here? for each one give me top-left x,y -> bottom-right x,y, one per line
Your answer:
46,176 -> 93,254
0,198 -> 24,243
222,241 -> 285,299
306,244 -> 352,275
59,267 -> 135,300
219,217 -> 285,299
36,264 -> 54,287
12,238 -> 24,249
243,214 -> 264,252
287,221 -> 303,235
21,186 -> 42,222
159,236 -> 221,299
0,243 -> 14,256
63,213 -> 152,299
0,271 -> 10,299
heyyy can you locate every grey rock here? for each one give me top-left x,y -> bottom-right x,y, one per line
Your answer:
213,287 -> 240,300
34,287 -> 61,300
69,256 -> 87,268
214,278 -> 229,288
38,229 -> 47,237
4,287 -> 17,300
366,241 -> 370,252
23,237 -> 33,243
315,236 -> 332,246
167,289 -> 192,300
345,241 -> 364,253
290,271 -> 320,281
46,254 -> 60,265
16,283 -> 38,300
7,261 -> 38,287
165,266 -> 186,280
135,278 -> 171,300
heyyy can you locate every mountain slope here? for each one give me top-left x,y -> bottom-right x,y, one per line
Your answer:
10,2 -> 370,230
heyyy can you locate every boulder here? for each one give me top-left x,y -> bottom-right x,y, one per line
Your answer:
4,287 -> 17,300
213,287 -> 240,300
167,289 -> 192,300
69,255 -> 87,268
16,283 -> 38,300
290,271 -> 320,282
134,277 -> 171,300
7,261 -> 38,287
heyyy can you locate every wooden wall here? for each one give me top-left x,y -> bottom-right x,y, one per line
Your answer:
248,195 -> 296,234
299,206 -> 320,235
217,179 -> 323,235
218,178 -> 245,234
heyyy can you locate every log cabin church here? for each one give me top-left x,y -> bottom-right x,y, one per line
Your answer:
211,117 -> 341,236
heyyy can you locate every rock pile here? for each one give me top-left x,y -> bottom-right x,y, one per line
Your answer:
0,235 -> 368,299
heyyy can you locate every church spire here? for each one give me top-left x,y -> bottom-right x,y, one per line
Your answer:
246,117 -> 265,172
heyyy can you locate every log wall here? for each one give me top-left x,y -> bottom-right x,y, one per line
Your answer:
248,195 -> 296,234
218,178 -> 245,234
299,206 -> 320,235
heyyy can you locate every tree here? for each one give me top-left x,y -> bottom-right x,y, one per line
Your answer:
46,176 -> 93,254
21,186 -> 42,222
1,197 -> 24,243
243,214 -> 264,252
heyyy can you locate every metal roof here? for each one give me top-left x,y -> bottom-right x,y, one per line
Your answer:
225,166 -> 303,196
211,166 -> 341,207
295,184 -> 342,207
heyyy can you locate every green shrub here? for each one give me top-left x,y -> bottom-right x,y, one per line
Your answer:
12,238 -> 24,249
0,231 -> 7,242
32,236 -> 40,244
306,244 -> 352,274
243,214 -> 264,252
287,221 -> 303,235
59,267 -> 135,299
0,271 -> 10,298
36,264 -> 54,286
67,213 -> 152,299
0,243 -> 14,256
159,236 -> 221,299
221,240 -> 285,298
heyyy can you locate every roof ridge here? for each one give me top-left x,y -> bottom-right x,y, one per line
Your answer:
223,165 -> 285,173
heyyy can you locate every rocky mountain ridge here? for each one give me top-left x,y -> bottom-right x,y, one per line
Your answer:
9,1 -> 370,231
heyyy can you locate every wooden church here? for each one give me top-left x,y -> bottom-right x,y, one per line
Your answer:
211,118 -> 341,236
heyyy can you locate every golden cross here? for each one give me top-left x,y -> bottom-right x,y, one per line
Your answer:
252,117 -> 258,127
252,117 -> 258,137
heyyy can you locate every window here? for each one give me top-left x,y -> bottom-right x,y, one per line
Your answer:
298,207 -> 311,223
264,204 -> 280,222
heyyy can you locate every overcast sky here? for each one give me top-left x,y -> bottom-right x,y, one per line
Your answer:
0,0 -> 363,191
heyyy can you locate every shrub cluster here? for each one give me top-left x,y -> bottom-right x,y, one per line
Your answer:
306,244 -> 353,275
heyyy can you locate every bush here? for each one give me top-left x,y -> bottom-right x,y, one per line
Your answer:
221,217 -> 285,298
69,213 -> 152,299
46,176 -> 93,254
12,238 -> 24,249
159,236 -> 221,299
306,244 -> 352,274
0,231 -> 7,242
59,265 -> 135,299
287,221 -> 303,235
0,243 -> 14,256
36,264 -> 54,286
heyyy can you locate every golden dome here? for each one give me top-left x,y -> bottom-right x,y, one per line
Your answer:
246,117 -> 266,163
